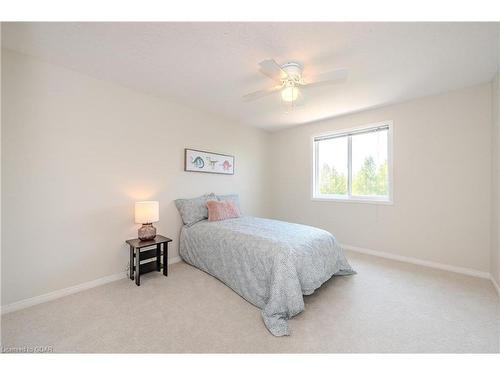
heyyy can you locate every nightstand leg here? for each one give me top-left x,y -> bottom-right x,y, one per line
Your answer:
135,247 -> 140,286
156,244 -> 161,271
163,242 -> 168,277
129,245 -> 135,280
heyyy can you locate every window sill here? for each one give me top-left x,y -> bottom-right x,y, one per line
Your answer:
311,196 -> 394,205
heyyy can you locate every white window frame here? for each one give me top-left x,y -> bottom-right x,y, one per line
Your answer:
311,121 -> 394,205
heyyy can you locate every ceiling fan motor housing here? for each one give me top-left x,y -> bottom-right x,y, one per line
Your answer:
281,62 -> 303,82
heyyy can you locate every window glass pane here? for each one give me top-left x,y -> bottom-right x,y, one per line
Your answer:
317,137 -> 348,196
351,129 -> 388,197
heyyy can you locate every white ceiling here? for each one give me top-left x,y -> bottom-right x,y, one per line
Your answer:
2,22 -> 499,131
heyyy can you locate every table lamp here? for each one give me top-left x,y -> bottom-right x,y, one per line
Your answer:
135,201 -> 159,241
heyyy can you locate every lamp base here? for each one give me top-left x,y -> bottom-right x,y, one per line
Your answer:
138,223 -> 156,241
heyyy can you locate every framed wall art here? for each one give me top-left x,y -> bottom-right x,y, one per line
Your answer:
184,149 -> 234,175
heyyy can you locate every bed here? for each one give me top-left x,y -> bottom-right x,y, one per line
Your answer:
179,215 -> 355,336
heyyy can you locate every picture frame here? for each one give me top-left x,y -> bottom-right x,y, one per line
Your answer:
184,148 -> 235,175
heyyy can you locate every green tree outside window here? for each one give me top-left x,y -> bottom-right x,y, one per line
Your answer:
320,157 -> 388,196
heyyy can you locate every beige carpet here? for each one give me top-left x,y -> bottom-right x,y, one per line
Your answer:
2,251 -> 499,353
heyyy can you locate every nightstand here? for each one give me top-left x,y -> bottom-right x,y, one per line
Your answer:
126,235 -> 173,286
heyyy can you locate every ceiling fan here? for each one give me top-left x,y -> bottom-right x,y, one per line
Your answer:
243,59 -> 348,107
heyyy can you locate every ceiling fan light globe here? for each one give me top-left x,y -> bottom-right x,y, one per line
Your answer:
281,86 -> 299,102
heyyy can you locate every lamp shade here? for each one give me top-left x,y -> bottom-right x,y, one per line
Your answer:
134,201 -> 159,224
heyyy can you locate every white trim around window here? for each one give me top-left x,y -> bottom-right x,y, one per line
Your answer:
311,121 -> 394,205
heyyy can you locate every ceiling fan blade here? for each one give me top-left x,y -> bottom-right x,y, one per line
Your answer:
242,85 -> 282,102
302,68 -> 348,89
259,59 -> 287,82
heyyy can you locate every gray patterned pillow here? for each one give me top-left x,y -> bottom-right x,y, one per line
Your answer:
175,193 -> 216,226
217,194 -> 241,212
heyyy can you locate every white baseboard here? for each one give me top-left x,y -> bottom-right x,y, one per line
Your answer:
1,256 -> 183,315
1,273 -> 127,315
491,275 -> 500,297
343,244 -> 491,279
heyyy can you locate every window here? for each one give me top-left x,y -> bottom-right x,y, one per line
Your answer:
312,122 -> 393,203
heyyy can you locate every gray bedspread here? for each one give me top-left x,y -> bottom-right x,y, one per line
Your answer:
179,216 -> 355,336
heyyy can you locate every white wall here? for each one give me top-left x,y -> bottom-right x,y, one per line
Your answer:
1,49 -> 270,306
492,72 -> 500,286
270,84 -> 492,273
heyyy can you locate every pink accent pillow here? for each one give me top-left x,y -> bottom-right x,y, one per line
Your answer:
207,200 -> 241,222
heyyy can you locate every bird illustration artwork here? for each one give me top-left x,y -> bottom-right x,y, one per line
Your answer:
222,160 -> 232,171
206,156 -> 219,169
191,156 -> 205,169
